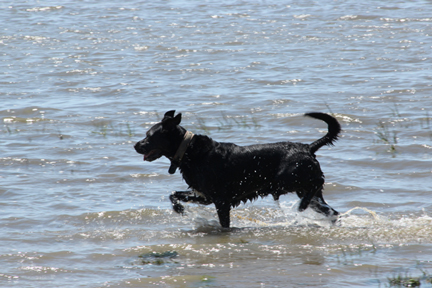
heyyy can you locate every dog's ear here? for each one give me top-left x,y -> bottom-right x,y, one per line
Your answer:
162,113 -> 182,129
164,110 -> 175,119
173,113 -> 181,125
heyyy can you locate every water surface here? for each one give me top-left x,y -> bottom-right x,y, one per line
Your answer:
1,0 -> 432,287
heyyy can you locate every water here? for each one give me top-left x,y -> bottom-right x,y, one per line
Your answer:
1,0 -> 432,287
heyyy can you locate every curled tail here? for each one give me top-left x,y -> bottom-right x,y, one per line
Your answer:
305,112 -> 341,154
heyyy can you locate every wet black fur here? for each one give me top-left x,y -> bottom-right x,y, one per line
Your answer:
134,111 -> 341,228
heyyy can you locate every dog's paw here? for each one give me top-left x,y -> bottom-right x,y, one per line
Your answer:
172,203 -> 185,214
298,199 -> 310,212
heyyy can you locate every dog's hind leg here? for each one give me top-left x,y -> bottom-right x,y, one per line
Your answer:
298,187 -> 319,212
309,192 -> 339,217
169,190 -> 212,214
297,176 -> 325,212
214,201 -> 231,229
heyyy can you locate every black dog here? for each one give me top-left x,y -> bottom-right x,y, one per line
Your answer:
134,111 -> 341,228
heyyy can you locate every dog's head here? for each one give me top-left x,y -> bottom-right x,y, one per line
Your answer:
134,110 -> 184,162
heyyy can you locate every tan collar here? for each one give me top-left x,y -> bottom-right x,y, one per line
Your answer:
168,131 -> 194,174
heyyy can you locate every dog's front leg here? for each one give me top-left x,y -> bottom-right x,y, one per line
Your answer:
215,201 -> 231,229
169,190 -> 212,214
169,192 -> 186,214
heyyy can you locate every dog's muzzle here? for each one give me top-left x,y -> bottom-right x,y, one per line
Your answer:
134,142 -> 162,162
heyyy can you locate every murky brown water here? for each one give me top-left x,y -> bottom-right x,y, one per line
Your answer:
1,1 -> 432,287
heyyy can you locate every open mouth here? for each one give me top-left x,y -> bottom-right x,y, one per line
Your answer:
143,149 -> 162,162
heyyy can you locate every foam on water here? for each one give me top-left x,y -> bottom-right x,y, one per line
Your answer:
178,201 -> 432,247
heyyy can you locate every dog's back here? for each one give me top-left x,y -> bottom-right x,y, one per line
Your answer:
180,136 -> 324,206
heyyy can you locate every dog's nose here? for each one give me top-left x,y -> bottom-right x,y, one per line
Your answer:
134,142 -> 142,153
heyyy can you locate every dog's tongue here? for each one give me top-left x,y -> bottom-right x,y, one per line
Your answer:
143,150 -> 156,161
143,152 -> 152,161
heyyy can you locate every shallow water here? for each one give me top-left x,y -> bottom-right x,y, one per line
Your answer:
1,0 -> 432,287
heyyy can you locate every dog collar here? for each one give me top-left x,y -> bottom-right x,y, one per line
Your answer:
168,131 -> 194,174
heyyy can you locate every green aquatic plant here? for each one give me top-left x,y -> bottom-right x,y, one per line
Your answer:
138,251 -> 179,265
420,111 -> 432,141
387,274 -> 421,287
387,263 -> 432,288
117,122 -> 135,137
125,122 -> 134,137
195,114 -> 210,133
374,121 -> 397,154
373,108 -> 432,155
91,122 -> 112,137
90,121 -> 135,137
419,265 -> 432,284
193,112 -> 261,134
420,111 -> 431,129
390,102 -> 401,118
